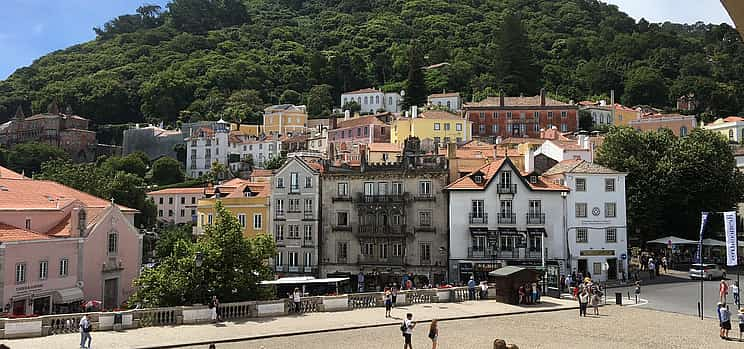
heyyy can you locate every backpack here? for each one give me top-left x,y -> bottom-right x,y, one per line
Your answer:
82,322 -> 92,333
400,321 -> 407,335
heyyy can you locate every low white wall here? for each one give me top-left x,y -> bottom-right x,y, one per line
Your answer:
322,296 -> 348,311
182,307 -> 212,324
437,289 -> 451,302
257,301 -> 285,317
396,293 -> 407,304
5,320 -> 42,338
98,315 -> 114,330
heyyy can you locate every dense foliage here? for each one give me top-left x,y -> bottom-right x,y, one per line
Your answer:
2,0 -> 743,126
595,127 -> 744,242
0,142 -> 70,175
131,201 -> 276,307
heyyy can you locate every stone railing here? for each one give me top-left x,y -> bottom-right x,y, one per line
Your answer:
0,287 -> 499,339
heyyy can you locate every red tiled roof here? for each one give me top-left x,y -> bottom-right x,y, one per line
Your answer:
464,95 -> 573,108
368,143 -> 401,152
343,88 -> 381,95
0,223 -> 51,242
336,115 -> 385,129
251,169 -> 274,177
447,159 -> 505,190
543,159 -> 620,175
46,214 -> 72,237
0,166 -> 26,179
551,140 -> 588,151
224,182 -> 270,198
0,178 -> 135,211
429,92 -> 460,98
418,110 -> 463,120
148,187 -> 206,195
724,116 -> 744,123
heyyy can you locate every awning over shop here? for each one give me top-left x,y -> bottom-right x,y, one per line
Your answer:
647,236 -> 698,245
527,228 -> 546,236
702,238 -> 727,247
53,287 -> 84,304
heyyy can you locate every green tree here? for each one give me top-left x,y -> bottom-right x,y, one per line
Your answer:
307,84 -> 333,117
402,43 -> 427,110
279,89 -> 302,105
264,155 -> 287,170
7,142 -> 69,175
101,152 -> 149,178
623,67 -> 669,107
151,157 -> 185,185
342,101 -> 361,114
497,12 -> 540,96
131,201 -> 276,306
155,224 -> 194,260
205,161 -> 231,182
224,89 -> 264,124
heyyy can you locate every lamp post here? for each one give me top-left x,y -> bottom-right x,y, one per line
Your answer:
561,191 -> 569,272
194,251 -> 204,304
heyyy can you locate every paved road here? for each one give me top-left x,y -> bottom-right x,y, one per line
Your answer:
615,272 -> 743,318
182,307 -> 737,349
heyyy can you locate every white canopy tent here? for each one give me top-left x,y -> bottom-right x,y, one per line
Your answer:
702,238 -> 727,247
647,236 -> 698,245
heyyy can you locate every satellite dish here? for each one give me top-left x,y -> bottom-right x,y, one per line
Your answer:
76,280 -> 85,288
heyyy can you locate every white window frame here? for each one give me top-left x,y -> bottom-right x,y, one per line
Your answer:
575,203 -> 587,218
606,227 -> 617,243
15,263 -> 26,284
576,178 -> 586,192
39,260 -> 48,280
238,213 -> 247,227
107,231 -> 118,255
393,244 -> 403,257
253,214 -> 263,230
576,228 -> 588,243
605,202 -> 617,218
605,178 -> 615,192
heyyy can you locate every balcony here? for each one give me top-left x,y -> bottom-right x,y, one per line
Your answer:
467,248 -> 522,259
354,193 -> 409,204
332,195 -> 352,202
302,239 -> 314,247
275,210 -> 286,220
289,185 -> 300,194
414,226 -> 436,233
469,212 -> 488,225
332,225 -> 352,232
275,265 -> 284,272
303,211 -> 315,220
357,224 -> 405,237
526,213 -> 545,225
288,266 -> 300,273
357,254 -> 404,265
496,184 -> 517,194
497,213 -> 517,225
414,194 -> 435,201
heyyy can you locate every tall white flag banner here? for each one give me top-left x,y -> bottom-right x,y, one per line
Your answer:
724,211 -> 738,267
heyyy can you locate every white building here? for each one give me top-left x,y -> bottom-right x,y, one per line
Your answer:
446,157 -> 628,283
536,137 -> 593,163
341,88 -> 402,114
227,133 -> 283,171
542,160 -> 628,282
147,187 -> 205,225
270,156 -> 321,276
186,119 -> 230,178
428,92 -> 462,112
446,158 -> 568,284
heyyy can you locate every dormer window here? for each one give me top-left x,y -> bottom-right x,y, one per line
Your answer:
473,175 -> 483,184
530,176 -> 537,184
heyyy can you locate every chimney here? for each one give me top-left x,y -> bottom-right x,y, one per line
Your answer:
344,110 -> 350,121
359,144 -> 368,172
412,106 -> 418,119
540,88 -> 546,106
447,142 -> 457,159
524,148 -> 534,173
330,117 -> 337,130
499,90 -> 505,107
70,207 -> 80,238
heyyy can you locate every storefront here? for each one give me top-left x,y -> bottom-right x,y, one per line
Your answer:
578,249 -> 621,281
7,285 -> 83,316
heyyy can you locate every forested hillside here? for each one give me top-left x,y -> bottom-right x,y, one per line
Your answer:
1,0 -> 743,126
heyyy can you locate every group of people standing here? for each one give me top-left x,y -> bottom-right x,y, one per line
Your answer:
718,279 -> 743,341
517,282 -> 540,305
573,278 -> 603,317
400,312 -> 439,349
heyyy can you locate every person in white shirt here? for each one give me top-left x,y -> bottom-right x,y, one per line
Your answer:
293,288 -> 302,313
79,313 -> 92,349
403,312 -> 416,349
733,281 -> 740,308
738,308 -> 744,341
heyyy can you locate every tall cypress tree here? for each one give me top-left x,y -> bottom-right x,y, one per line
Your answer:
402,43 -> 427,110
497,13 -> 540,96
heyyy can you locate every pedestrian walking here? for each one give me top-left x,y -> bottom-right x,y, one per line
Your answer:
648,259 -> 655,279
210,295 -> 220,322
467,276 -> 476,300
518,284 -> 526,304
531,282 -> 538,304
661,256 -> 668,273
401,313 -> 416,349
79,313 -> 92,349
385,287 -> 393,318
392,284 -> 398,306
591,290 -> 601,316
719,303 -> 731,340
721,280 -> 729,304
209,344 -> 216,349
480,281 -> 488,300
564,274 -> 572,295
292,288 -> 302,313
739,308 -> 744,341
428,319 -> 439,349
733,281 -> 741,308
578,290 -> 589,317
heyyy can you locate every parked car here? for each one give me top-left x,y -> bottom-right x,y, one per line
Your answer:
688,263 -> 726,280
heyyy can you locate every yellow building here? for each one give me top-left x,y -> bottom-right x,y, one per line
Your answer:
365,143 -> 402,164
196,179 -> 271,238
390,110 -> 472,146
704,116 -> 744,143
263,104 -> 308,136
230,123 -> 262,137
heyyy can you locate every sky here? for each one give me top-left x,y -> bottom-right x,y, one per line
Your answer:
0,0 -> 736,80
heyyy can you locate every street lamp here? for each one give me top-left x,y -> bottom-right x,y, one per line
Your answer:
194,251 -> 204,304
561,191 -> 569,272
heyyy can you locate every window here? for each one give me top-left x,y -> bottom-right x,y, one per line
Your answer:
277,177 -> 285,188
304,199 -> 313,213
159,197 -> 164,204
561,123 -> 568,132
365,126 -> 369,135
434,137 -> 441,144
479,124 -> 486,134
39,260 -> 48,280
181,197 -> 185,205
159,210 -> 164,217
389,96 -> 393,105
500,200 -> 513,214
208,214 -> 213,225
238,214 -> 246,227
392,214 -> 402,225
305,177 -> 312,188
575,203 -> 587,218
290,172 -> 299,192
337,212 -> 348,226
420,243 -> 431,262
444,123 -> 450,131
337,182 -> 349,196
364,96 -> 368,104
168,209 -> 173,217
304,225 -> 312,241
434,123 -> 441,131
380,244 -> 389,259
419,211 -> 432,226
289,199 -> 300,212
605,202 -> 617,218
276,199 -> 284,215
606,228 -> 617,243
547,111 -> 553,120
108,232 -> 118,254
289,225 -> 299,238
393,244 -> 403,257
419,181 -> 432,197
528,200 -> 542,214
192,197 -> 196,204
304,252 -> 312,267
392,182 -> 403,195
472,200 -> 484,218
576,178 -> 586,191
605,178 -> 615,192
179,209 -> 185,217
362,242 -> 374,256
378,182 -> 388,195
500,171 -> 512,186
357,128 -> 361,136
529,235 -> 541,252
15,263 -> 26,284
288,252 -> 299,267
492,124 -> 499,133
276,252 -> 283,266
59,258 -> 69,277
680,126 -> 688,137
576,228 -> 588,243
25,218 -> 31,230
561,111 -> 568,119
520,112 -> 526,120
456,123 -> 462,131
168,197 -> 173,205
275,224 -> 284,240
493,112 -> 498,119
533,111 -> 540,118
253,214 -> 262,229
337,242 -> 348,259
479,112 -> 485,120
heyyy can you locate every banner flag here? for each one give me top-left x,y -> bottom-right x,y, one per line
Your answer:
724,211 -> 738,266
696,212 -> 709,264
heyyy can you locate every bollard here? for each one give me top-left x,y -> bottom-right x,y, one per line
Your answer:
627,291 -> 630,300
635,295 -> 638,304
615,292 -> 622,305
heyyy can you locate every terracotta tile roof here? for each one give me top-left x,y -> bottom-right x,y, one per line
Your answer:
0,223 -> 51,242
447,159 -> 505,190
336,115 -> 385,129
551,140 -> 587,151
543,159 -> 620,175
724,116 -> 744,123
464,95 -> 573,108
46,214 -> 72,237
308,162 -> 324,172
224,182 -> 270,198
500,137 -> 546,145
368,143 -> 401,152
438,147 -> 495,159
0,166 -> 26,179
429,92 -> 460,98
418,110 -> 463,120
343,88 -> 381,95
0,178 -> 135,211
250,169 -> 274,177
461,140 -> 495,150
147,187 -> 206,195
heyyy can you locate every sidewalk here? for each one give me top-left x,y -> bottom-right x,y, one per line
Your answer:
3,298 -> 577,349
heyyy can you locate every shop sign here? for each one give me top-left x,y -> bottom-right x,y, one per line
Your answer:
580,250 -> 615,256
15,283 -> 44,295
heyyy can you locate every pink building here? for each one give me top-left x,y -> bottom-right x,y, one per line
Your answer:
328,115 -> 391,163
0,170 -> 141,316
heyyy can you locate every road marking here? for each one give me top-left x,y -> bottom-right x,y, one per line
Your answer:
625,297 -> 649,307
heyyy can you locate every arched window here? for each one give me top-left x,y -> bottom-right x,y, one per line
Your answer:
364,96 -> 368,104
375,95 -> 380,104
730,129 -> 735,141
